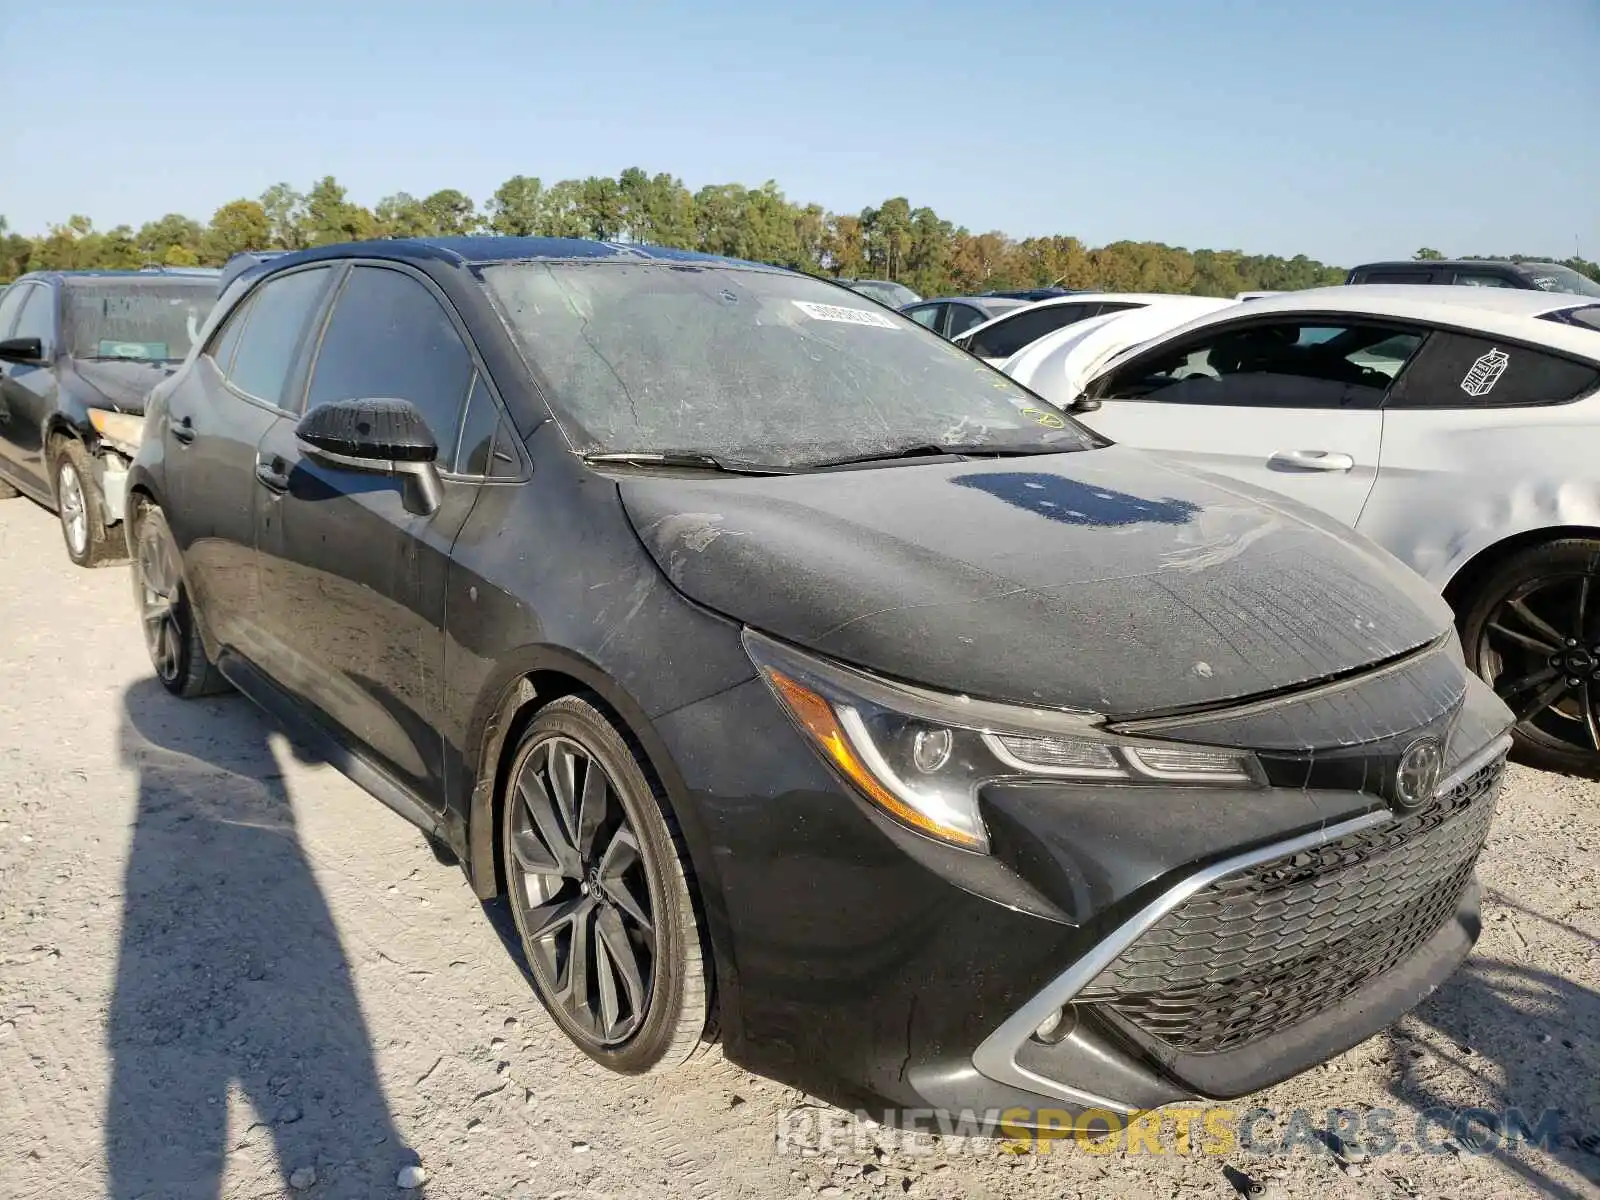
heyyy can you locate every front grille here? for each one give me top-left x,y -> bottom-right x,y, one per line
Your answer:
1077,754 -> 1505,1053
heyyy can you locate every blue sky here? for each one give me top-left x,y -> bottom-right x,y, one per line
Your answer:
4,0 -> 1596,265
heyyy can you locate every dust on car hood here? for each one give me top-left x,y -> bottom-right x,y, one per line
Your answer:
619,445 -> 1452,719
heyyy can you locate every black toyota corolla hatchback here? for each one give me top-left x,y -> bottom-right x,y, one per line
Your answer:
126,237 -> 1513,1128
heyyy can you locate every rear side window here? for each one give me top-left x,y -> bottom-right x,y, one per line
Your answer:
964,304 -> 1091,359
1451,272 -> 1517,289
904,303 -> 943,332
1358,271 -> 1435,285
306,266 -> 474,449
225,267 -> 335,407
1386,331 -> 1600,408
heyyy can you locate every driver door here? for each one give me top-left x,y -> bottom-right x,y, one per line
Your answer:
1077,318 -> 1421,527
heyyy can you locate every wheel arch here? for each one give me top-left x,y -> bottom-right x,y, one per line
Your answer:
460,647 -> 734,1029
462,647 -> 722,910
1442,524 -> 1600,616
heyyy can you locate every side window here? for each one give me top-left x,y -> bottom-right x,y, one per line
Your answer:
1359,271 -> 1435,285
227,267 -> 335,407
1098,321 -> 1423,409
1386,331 -> 1600,409
1092,301 -> 1146,317
905,303 -> 943,332
945,304 -> 987,338
0,284 -> 30,338
455,375 -> 523,478
306,266 -> 474,450
12,285 -> 56,355
966,305 -> 1089,359
1451,272 -> 1516,289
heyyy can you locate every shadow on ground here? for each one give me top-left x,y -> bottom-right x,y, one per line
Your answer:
106,679 -> 420,1199
1383,950 -> 1600,1198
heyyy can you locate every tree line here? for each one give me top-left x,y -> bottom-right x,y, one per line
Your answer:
3,171 -> 1596,299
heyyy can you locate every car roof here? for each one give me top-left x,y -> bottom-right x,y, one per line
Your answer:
17,267 -> 220,284
919,295 -> 1029,312
255,236 -> 788,277
1350,259 -> 1557,272
957,293 -> 1228,343
1119,284 -> 1600,364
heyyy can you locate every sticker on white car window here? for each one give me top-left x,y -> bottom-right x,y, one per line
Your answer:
1460,348 -> 1510,397
792,300 -> 897,329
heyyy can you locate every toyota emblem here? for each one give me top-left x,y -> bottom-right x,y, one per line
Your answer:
1395,738 -> 1443,810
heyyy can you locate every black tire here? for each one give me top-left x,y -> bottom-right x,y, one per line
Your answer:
52,439 -> 119,567
129,503 -> 230,699
500,694 -> 709,1073
1459,537 -> 1600,778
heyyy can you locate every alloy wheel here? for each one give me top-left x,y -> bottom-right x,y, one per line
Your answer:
136,520 -> 184,684
1479,569 -> 1600,755
58,462 -> 88,558
508,735 -> 656,1045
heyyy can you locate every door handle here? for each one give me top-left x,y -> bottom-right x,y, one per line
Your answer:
170,414 -> 196,444
254,453 -> 290,494
1267,449 -> 1356,473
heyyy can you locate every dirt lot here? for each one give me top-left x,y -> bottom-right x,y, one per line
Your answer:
0,497 -> 1596,1200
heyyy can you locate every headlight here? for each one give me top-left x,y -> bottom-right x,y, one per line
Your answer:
744,629 -> 1261,854
87,408 -> 145,457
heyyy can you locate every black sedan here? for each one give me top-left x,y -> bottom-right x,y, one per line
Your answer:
125,236 -> 1513,1128
0,268 -> 217,564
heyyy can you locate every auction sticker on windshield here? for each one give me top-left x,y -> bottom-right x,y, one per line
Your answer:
792,300 -> 898,329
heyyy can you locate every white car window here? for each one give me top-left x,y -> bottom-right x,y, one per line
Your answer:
1098,321 -> 1422,410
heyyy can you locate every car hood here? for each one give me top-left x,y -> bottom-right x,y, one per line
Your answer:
618,446 -> 1452,719
71,359 -> 173,414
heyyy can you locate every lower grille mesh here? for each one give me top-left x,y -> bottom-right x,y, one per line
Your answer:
1078,754 -> 1505,1053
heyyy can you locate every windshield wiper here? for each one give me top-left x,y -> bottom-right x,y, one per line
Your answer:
582,450 -> 797,475
808,442 -> 1073,470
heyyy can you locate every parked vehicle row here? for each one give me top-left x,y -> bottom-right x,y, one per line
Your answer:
0,267 -> 219,564
31,234 -> 1513,1132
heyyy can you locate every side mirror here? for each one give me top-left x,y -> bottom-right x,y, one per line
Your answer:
1068,395 -> 1102,413
295,397 -> 443,516
0,336 -> 45,365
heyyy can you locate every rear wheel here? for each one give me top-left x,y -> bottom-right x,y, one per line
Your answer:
501,695 -> 709,1073
130,503 -> 229,699
53,440 -> 117,567
1460,538 -> 1600,777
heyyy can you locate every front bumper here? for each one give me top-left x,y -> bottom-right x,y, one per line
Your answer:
654,650 -> 1511,1126
91,447 -> 131,527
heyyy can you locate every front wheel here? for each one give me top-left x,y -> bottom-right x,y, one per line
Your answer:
501,695 -> 710,1073
130,503 -> 229,699
53,440 -> 118,567
1460,538 -> 1600,777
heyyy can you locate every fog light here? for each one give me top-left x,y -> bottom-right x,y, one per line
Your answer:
1032,1004 -> 1077,1045
911,727 -> 953,774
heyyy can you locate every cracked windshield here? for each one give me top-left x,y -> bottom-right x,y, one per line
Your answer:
482,262 -> 1097,468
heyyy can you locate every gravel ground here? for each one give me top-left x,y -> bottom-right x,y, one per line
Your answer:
0,497 -> 1596,1200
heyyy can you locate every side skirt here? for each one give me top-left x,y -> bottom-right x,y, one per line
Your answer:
216,648 -> 446,842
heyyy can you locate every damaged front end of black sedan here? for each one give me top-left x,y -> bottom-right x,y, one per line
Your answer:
625,449 -> 1514,1130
